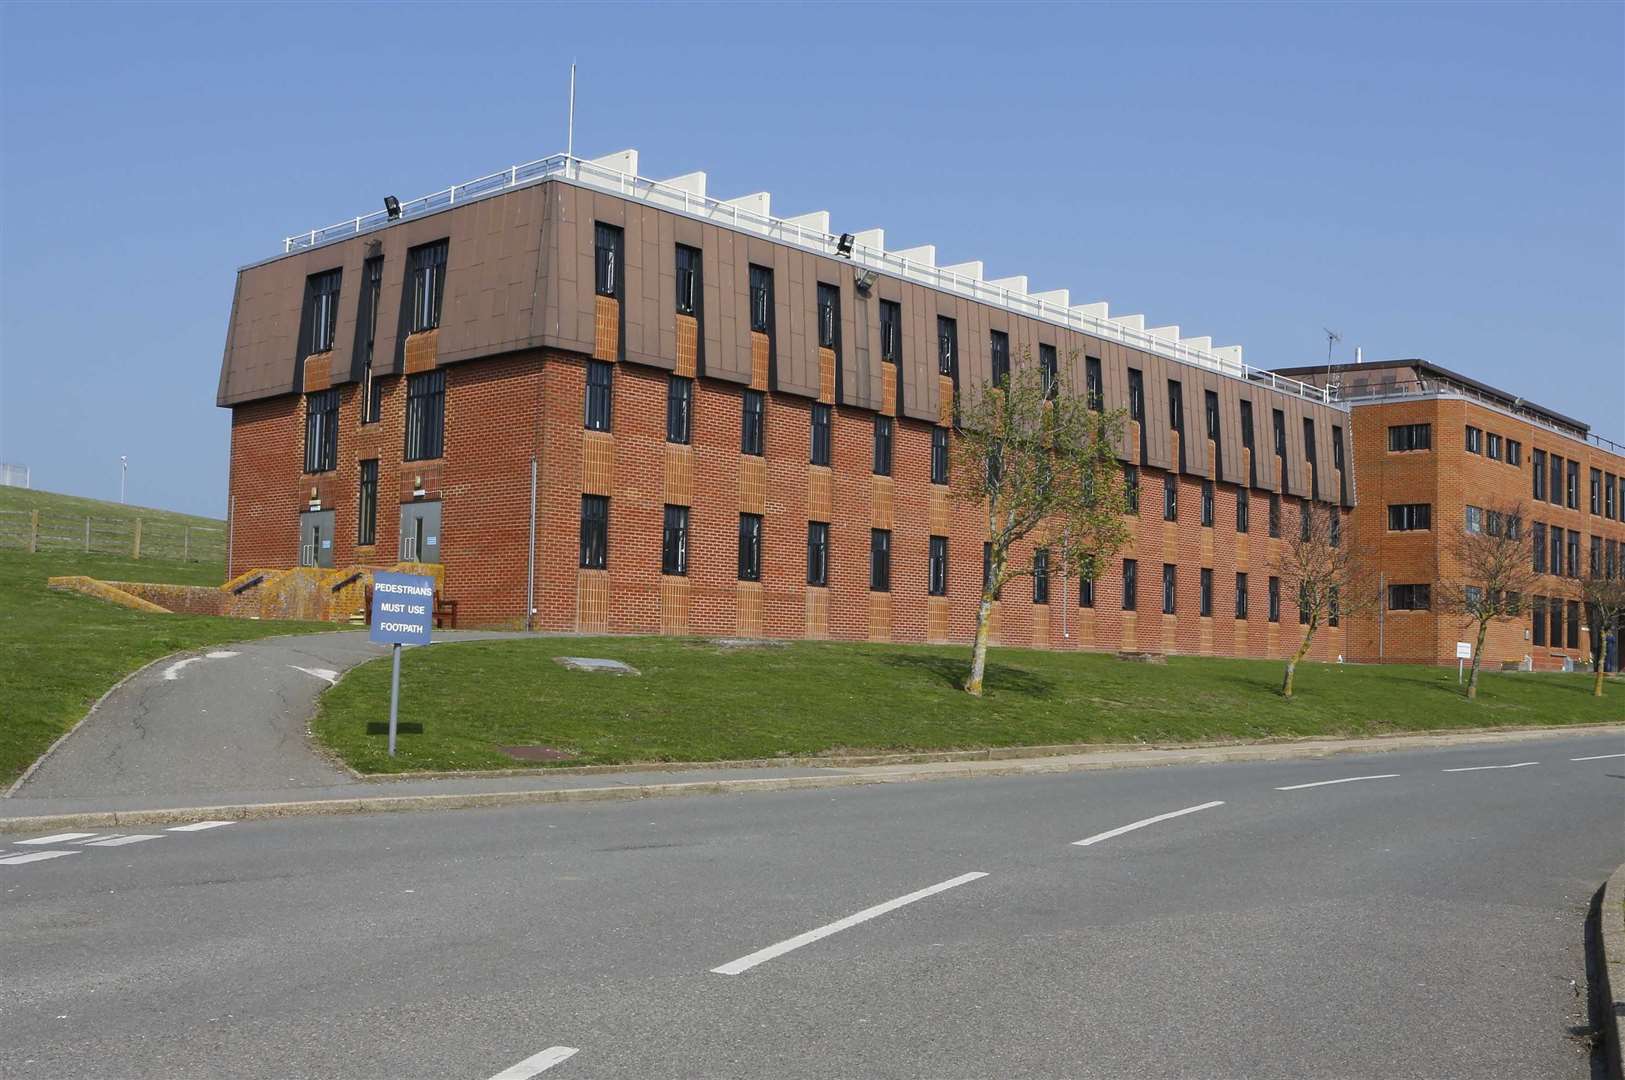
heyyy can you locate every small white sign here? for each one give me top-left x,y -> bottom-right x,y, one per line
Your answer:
1456,642 -> 1472,659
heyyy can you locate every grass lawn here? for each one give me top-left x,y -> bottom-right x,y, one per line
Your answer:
314,636 -> 1624,774
0,549 -> 330,787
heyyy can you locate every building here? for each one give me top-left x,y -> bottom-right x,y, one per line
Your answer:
1272,359 -> 1625,671
219,148 -> 1354,660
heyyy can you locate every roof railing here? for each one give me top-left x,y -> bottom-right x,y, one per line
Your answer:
281,153 -> 1338,407
1335,378 -> 1625,456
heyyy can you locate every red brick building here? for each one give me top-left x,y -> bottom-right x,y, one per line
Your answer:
220,149 -> 1355,660
1274,360 -> 1625,671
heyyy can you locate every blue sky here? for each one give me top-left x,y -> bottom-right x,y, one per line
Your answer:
2,1 -> 1620,517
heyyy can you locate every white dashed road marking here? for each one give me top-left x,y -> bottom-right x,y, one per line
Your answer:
711,871 -> 989,975
205,651 -> 240,660
17,833 -> 96,845
1073,801 -> 1225,847
0,851 -> 79,866
289,665 -> 340,685
1276,774 -> 1400,791
487,1046 -> 580,1078
1572,753 -> 1625,761
83,834 -> 162,847
167,821 -> 235,832
1442,762 -> 1538,772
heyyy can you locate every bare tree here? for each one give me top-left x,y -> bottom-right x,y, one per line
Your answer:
1436,501 -> 1539,700
1580,573 -> 1625,698
1271,500 -> 1376,700
952,354 -> 1130,696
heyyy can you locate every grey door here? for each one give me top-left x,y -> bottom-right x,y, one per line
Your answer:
298,510 -> 335,568
399,501 -> 442,564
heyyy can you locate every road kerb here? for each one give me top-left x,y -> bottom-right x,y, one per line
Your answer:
1599,862 -> 1625,1080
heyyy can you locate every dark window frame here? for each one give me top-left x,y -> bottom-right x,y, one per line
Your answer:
749,265 -> 773,333
1085,356 -> 1103,411
873,415 -> 893,476
407,240 -> 449,334
303,388 -> 339,474
928,536 -> 949,596
594,223 -> 622,299
817,282 -> 840,352
1162,563 -> 1177,615
666,375 -> 692,445
1388,423 -> 1432,452
807,521 -> 830,587
403,370 -> 445,462
1235,572 -> 1248,619
1201,480 -> 1214,527
662,505 -> 689,576
1033,548 -> 1050,604
1200,568 -> 1213,617
675,244 -> 701,317
870,528 -> 892,592
584,360 -> 614,432
810,403 -> 832,467
357,459 -> 378,547
580,495 -> 609,570
737,513 -> 762,582
306,268 -> 342,356
1123,558 -> 1138,611
741,390 -> 765,456
1039,343 -> 1058,400
930,426 -> 950,485
989,330 -> 1010,387
878,300 -> 901,364
356,256 -> 384,425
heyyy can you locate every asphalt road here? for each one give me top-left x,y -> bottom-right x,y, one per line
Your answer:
4,731 -> 1622,1079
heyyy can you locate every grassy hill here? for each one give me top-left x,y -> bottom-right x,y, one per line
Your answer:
0,485 -> 225,563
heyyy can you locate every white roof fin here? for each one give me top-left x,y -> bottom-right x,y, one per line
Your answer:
1072,302 -> 1110,320
586,149 -> 639,176
892,245 -> 937,267
657,171 -> 707,197
721,192 -> 771,218
852,228 -> 884,252
1031,289 -> 1070,308
941,260 -> 984,280
783,210 -> 831,234
1112,314 -> 1146,331
1213,345 -> 1244,366
989,275 -> 1028,295
1180,336 -> 1212,352
1148,325 -> 1180,342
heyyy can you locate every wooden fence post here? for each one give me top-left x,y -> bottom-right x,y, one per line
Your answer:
132,518 -> 142,560
85,516 -> 91,553
29,510 -> 38,554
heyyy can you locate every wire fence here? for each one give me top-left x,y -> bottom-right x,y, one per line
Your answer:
0,509 -> 225,564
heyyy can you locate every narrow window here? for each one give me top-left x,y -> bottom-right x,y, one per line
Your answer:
749,265 -> 773,333
1240,399 -> 1257,486
1551,454 -> 1564,506
1486,432 -> 1501,461
357,460 -> 378,547
306,268 -> 342,355
580,495 -> 608,569
1272,409 -> 1286,459
675,245 -> 701,316
741,390 -> 764,456
1205,390 -> 1221,465
1533,449 -> 1547,500
1236,488 -> 1249,533
1235,572 -> 1248,619
1329,509 -> 1341,547
1164,474 -> 1178,521
1567,600 -> 1580,649
666,375 -> 692,444
1607,472 -> 1618,519
1332,424 -> 1347,502
1033,548 -> 1050,604
937,316 -> 957,377
407,240 -> 448,333
1567,459 -> 1580,509
931,426 -> 949,485
1298,581 -> 1311,624
661,505 -> 689,576
1085,357 -> 1103,411
879,300 -> 901,364
1465,505 -> 1483,533
594,223 -> 622,298
810,404 -> 832,467
303,389 -> 339,473
1464,425 -> 1482,454
1201,480 -> 1214,527
871,529 -> 892,592
873,416 -> 893,476
1123,558 -> 1138,611
989,330 -> 1010,386
1039,343 -> 1058,399
1551,526 -> 1563,576
1329,586 -> 1340,627
1124,465 -> 1140,514
1200,568 -> 1213,617
1080,576 -> 1095,608
807,522 -> 829,586
1127,369 -> 1145,425
1303,417 -> 1319,500
738,513 -> 762,582
403,371 -> 444,461
1162,564 -> 1177,615
1532,522 -> 1547,572
1532,596 -> 1547,646
1551,597 -> 1564,647
1506,440 -> 1521,466
1268,576 -> 1280,622
817,283 -> 840,351
584,360 -> 613,432
356,256 -> 383,424
1167,380 -> 1185,435
929,536 -> 948,596
1591,535 -> 1602,577
1268,493 -> 1281,538
1567,531 -> 1579,578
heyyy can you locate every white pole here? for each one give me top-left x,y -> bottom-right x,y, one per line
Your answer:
120,456 -> 127,504
388,643 -> 402,756
566,62 -> 576,160
526,456 -> 538,632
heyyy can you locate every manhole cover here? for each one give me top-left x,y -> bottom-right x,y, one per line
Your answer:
553,656 -> 640,675
500,746 -> 577,762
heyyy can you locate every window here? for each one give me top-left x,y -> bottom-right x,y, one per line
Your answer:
1486,509 -> 1505,536
1388,424 -> 1432,452
810,404 -> 832,466
929,536 -> 948,596
879,300 -> 901,364
303,389 -> 338,473
1329,586 -> 1340,628
1389,504 -> 1431,531
1268,493 -> 1281,537
873,416 -> 893,476
1389,583 -> 1431,611
1031,548 -> 1051,604
1608,538 -> 1618,578
1272,409 -> 1286,458
1086,357 -> 1103,411
989,330 -> 1010,386
1591,468 -> 1603,514
1332,425 -> 1345,473
580,496 -> 608,570
675,245 -> 700,316
1205,390 -> 1220,446
807,522 -> 829,586
1240,400 -> 1256,453
1464,505 -> 1483,534
1039,343 -> 1058,399
594,223 -> 621,298
662,506 -> 689,576
1464,425 -> 1482,454
1168,380 -> 1185,436
1566,459 -> 1579,509
1080,576 -> 1095,608
1127,368 -> 1145,425
1329,510 -> 1341,547
1268,576 -> 1280,622
1567,531 -> 1579,578
1235,573 -> 1248,619
1551,526 -> 1563,576
749,265 -> 773,332
1124,466 -> 1140,514
1200,568 -> 1213,617
1299,581 -> 1311,625
937,316 -> 957,377
817,283 -> 839,351
356,257 -> 383,424
306,268 -> 342,355
1506,440 -> 1521,466
357,460 -> 378,547
1607,473 -> 1618,519
1591,535 -> 1603,577
1236,488 -> 1249,533
584,360 -> 613,431
1162,564 -> 1177,614
666,375 -> 692,444
1551,453 -> 1564,506
1201,480 -> 1215,527
1567,599 -> 1580,649
1551,597 -> 1564,648
403,371 -> 444,461
1532,522 -> 1547,572
870,529 -> 892,592
1533,449 -> 1547,500
1164,474 -> 1178,521
741,390 -> 764,456
407,240 -> 448,333
1122,559 -> 1138,611
1486,432 -> 1501,460
1303,418 -> 1319,500
931,427 -> 950,484
738,513 -> 762,582
1532,596 -> 1547,645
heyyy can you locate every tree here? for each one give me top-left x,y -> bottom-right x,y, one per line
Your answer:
1436,501 -> 1539,701
1580,572 -> 1625,698
952,354 -> 1130,696
1271,500 -> 1376,700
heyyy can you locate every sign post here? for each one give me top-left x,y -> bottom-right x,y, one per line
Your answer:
369,571 -> 435,756
1456,641 -> 1471,684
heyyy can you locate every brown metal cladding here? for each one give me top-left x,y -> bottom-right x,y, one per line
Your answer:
1252,395 -> 1280,491
772,245 -> 817,398
898,280 -> 938,422
1217,376 -> 1244,485
436,184 -> 547,367
1279,396 -> 1309,498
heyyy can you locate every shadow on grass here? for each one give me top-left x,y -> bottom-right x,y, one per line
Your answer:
879,652 -> 1056,698
366,721 -> 424,735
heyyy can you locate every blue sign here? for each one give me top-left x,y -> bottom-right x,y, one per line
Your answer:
369,571 -> 435,645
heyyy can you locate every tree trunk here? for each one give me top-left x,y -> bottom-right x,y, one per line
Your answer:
1596,663 -> 1606,698
1282,617 -> 1318,699
965,591 -> 995,696
1465,618 -> 1490,701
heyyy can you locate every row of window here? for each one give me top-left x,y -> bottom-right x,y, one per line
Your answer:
1461,424 -> 1522,465
1531,522 -> 1584,578
1530,596 -> 1582,650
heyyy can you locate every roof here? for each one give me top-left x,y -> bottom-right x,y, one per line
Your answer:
1271,358 -> 1591,434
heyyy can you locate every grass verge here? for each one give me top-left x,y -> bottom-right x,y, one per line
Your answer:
0,549 -> 330,787
314,636 -> 1623,774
